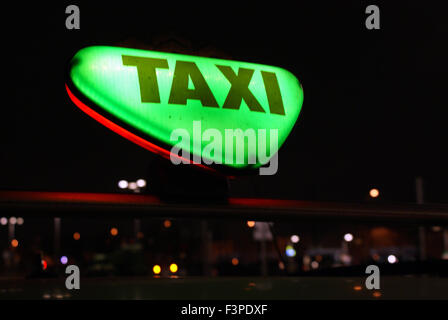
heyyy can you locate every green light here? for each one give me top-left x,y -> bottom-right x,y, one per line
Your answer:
68,46 -> 303,170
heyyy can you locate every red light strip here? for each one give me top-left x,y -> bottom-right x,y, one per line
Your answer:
65,84 -> 215,172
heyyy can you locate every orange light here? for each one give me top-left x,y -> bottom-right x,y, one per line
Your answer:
373,291 -> 382,298
153,265 -> 161,275
110,227 -> 118,236
231,258 -> 239,266
42,260 -> 48,270
163,220 -> 172,228
247,221 -> 255,228
11,239 -> 19,248
369,188 -> 379,198
73,232 -> 81,240
137,231 -> 144,239
169,263 -> 178,273
353,286 -> 362,291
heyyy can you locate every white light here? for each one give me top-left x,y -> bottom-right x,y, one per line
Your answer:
118,180 -> 128,189
344,233 -> 354,242
9,217 -> 17,225
128,182 -> 137,190
290,235 -> 300,243
17,217 -> 24,225
0,217 -> 7,225
136,179 -> 146,188
387,255 -> 397,264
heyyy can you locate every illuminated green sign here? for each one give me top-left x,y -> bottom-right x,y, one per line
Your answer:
66,46 -> 303,172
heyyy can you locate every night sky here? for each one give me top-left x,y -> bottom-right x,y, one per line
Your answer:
2,1 -> 447,203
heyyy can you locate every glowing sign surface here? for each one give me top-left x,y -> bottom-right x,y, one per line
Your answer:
67,46 -> 303,171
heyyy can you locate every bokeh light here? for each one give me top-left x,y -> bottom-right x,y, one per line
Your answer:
290,235 -> 300,243
153,265 -> 161,275
387,255 -> 397,264
247,221 -> 255,228
136,179 -> 146,188
369,188 -> 379,198
163,220 -> 172,228
73,232 -> 81,240
344,233 -> 354,242
169,263 -> 178,273
110,227 -> 118,236
285,245 -> 296,257
11,239 -> 19,248
118,180 -> 128,189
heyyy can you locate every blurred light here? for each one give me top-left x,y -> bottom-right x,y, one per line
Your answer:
369,188 -> 379,198
42,260 -> 47,270
60,256 -> 68,265
247,221 -> 255,228
169,263 -> 178,273
118,180 -> 128,189
311,261 -> 319,269
373,291 -> 382,298
353,285 -> 362,291
110,227 -> 118,236
128,182 -> 138,190
340,253 -> 352,265
153,265 -> 161,275
290,235 -> 300,243
231,258 -> 239,266
11,239 -> 19,248
387,255 -> 397,264
285,245 -> 296,257
0,217 -> 7,225
303,255 -> 311,265
344,233 -> 354,242
137,231 -> 144,239
442,251 -> 448,260
163,220 -> 172,228
278,261 -> 285,270
432,226 -> 442,232
73,232 -> 81,241
136,179 -> 146,188
372,253 -> 380,261
17,217 -> 24,225
9,217 -> 17,225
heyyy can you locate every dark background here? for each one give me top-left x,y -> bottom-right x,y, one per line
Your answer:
1,1 -> 447,203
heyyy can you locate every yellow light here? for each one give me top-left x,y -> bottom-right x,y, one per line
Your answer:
247,221 -> 255,228
110,227 -> 118,236
153,265 -> 161,275
11,239 -> 19,248
369,188 -> 379,198
231,258 -> 239,266
169,263 -> 178,273
73,232 -> 81,240
163,220 -> 172,228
